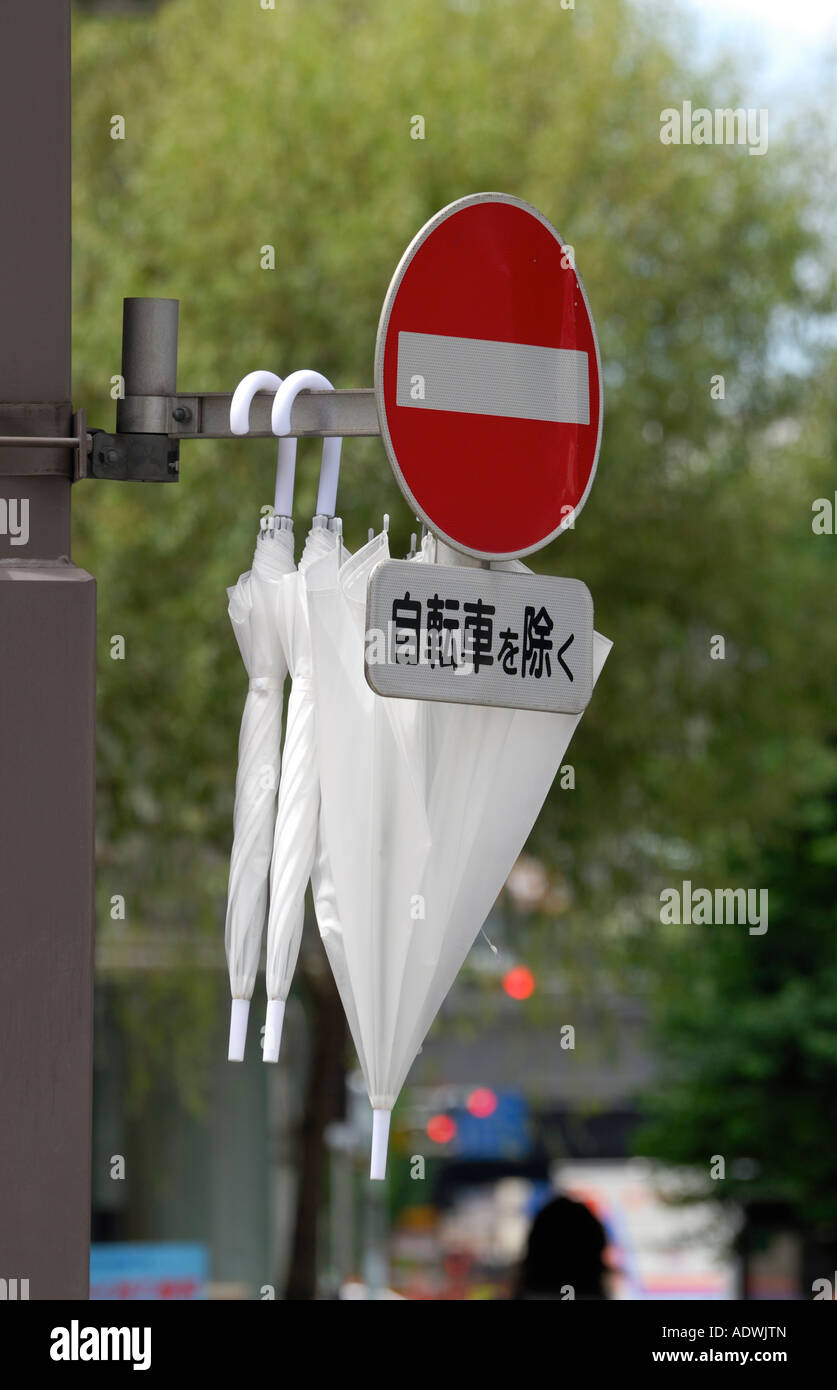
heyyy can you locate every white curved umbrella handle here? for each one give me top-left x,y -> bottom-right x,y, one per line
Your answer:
230,370 -> 298,520
271,369 -> 343,518
230,370 -> 283,434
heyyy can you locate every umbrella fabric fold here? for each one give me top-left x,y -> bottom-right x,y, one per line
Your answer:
307,530 -> 407,1093
262,518 -> 347,1062
224,518 -> 295,1061
306,532 -> 432,1133
391,629 -> 612,1099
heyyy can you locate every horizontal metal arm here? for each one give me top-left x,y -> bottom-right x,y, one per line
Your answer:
116,388 -> 380,439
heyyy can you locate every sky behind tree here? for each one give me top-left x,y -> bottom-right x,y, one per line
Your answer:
638,0 -> 836,115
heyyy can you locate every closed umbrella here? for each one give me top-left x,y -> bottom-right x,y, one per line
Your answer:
224,369 -> 296,1062
306,532 -> 611,1176
307,526 -> 395,1087
262,370 -> 346,1062
304,528 -> 431,1172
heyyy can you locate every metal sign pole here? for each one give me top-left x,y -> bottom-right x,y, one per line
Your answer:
0,0 -> 96,1300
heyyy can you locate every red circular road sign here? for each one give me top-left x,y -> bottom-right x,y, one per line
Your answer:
374,192 -> 603,561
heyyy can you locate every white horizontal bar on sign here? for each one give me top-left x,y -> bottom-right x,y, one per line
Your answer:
395,331 -> 590,425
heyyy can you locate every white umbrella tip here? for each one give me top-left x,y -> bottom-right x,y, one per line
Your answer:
262,998 -> 286,1064
228,998 -> 250,1062
370,1108 -> 391,1181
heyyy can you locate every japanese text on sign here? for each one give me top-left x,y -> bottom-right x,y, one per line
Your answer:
365,561 -> 594,716
390,590 -> 575,681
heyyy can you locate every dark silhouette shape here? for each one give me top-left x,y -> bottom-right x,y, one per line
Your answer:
514,1194 -> 609,1300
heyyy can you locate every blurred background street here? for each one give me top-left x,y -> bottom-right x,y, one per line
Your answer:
74,0 -> 837,1299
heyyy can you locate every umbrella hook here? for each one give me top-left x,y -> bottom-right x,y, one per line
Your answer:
229,369 -> 298,522
271,369 -> 342,520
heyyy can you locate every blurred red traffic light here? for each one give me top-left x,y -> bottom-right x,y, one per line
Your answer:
503,965 -> 535,1000
426,1113 -> 457,1145
466,1088 -> 498,1118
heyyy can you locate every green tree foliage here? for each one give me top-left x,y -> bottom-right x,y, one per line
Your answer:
638,753 -> 837,1237
70,0 -> 835,1096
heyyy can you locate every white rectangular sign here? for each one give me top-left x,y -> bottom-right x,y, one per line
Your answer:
396,331 -> 590,424
365,560 -> 594,714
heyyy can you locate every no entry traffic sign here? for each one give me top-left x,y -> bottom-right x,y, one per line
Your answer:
374,192 -> 603,561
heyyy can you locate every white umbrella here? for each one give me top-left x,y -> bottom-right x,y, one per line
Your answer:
262,370 -> 347,1062
224,369 -> 297,1062
306,532 -> 611,1176
304,528 -> 417,1095
304,531 -> 435,1176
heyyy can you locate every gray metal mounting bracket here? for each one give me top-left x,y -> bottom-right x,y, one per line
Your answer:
116,388 -> 379,440
0,297 -> 381,484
